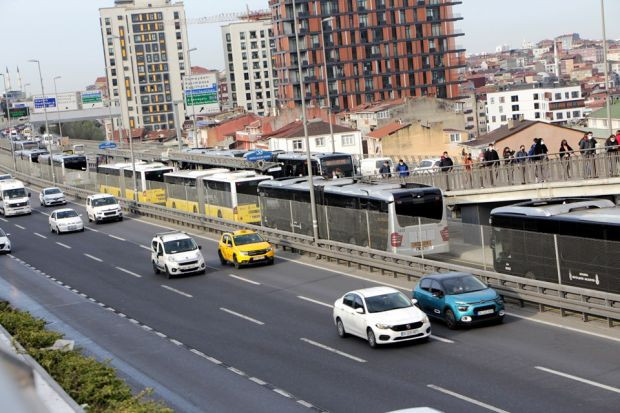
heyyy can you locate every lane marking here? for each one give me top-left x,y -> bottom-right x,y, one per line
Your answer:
535,366 -> 620,394
84,253 -> 103,262
427,384 -> 510,413
228,367 -> 245,376
300,338 -> 366,363
298,295 -> 333,308
170,339 -> 183,346
140,244 -> 152,251
297,400 -> 314,408
34,232 -> 47,239
0,217 -> 7,222
115,266 -> 143,278
273,388 -> 292,398
430,335 -> 455,344
220,307 -> 265,325
85,227 -> 99,233
55,242 -> 71,249
190,349 -> 206,357
14,224 -> 25,230
249,377 -> 267,385
108,234 -> 126,241
161,285 -> 193,298
229,273 -> 261,286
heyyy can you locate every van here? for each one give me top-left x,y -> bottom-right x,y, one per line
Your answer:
413,158 -> 441,174
360,157 -> 393,177
0,179 -> 31,217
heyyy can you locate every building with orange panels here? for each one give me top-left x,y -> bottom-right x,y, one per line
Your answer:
269,0 -> 465,112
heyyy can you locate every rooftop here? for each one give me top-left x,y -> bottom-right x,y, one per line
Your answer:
460,120 -> 583,147
589,101 -> 620,120
367,122 -> 411,139
265,120 -> 358,140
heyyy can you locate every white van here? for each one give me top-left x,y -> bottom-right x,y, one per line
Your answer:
0,179 -> 31,216
360,157 -> 393,177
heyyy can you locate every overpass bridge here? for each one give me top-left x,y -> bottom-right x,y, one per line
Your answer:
29,106 -> 121,125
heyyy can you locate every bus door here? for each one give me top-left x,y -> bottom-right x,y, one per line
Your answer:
290,190 -> 312,236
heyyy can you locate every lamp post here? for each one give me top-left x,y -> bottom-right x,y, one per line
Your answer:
52,76 -> 63,138
29,59 -> 55,183
172,99 -> 184,152
320,16 -> 336,153
23,83 -> 30,98
600,0 -> 612,136
185,47 -> 198,148
292,0 -> 319,241
105,98 -> 116,142
0,73 -> 17,170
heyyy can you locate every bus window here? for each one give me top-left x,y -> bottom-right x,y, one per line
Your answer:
393,192 -> 443,227
206,180 -> 232,208
145,169 -> 171,182
235,179 -> 264,206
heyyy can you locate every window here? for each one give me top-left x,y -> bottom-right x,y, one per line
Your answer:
512,105 -> 519,111
556,112 -> 563,120
315,137 -> 325,147
499,96 -> 505,103
450,133 -> 461,142
343,294 -> 354,308
534,102 -> 540,109
573,110 -> 581,117
490,97 -> 495,104
341,134 -> 355,146
555,92 -> 561,100
571,91 -> 579,98
491,116 -> 496,122
511,95 -> 518,102
292,139 -> 303,150
533,93 -> 539,100
500,115 -> 507,122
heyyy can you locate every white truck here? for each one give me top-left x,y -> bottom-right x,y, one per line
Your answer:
0,179 -> 32,216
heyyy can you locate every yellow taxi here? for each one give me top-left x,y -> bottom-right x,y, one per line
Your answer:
218,230 -> 275,269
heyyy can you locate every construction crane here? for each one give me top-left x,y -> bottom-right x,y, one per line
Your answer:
187,6 -> 271,25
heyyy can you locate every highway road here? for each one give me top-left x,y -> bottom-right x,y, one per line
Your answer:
0,190 -> 619,413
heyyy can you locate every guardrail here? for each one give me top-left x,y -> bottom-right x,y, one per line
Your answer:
0,158 -> 618,327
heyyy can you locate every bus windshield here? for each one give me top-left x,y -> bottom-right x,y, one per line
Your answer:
320,156 -> 354,177
236,179 -> 266,205
62,157 -> 87,171
393,191 -> 444,227
3,188 -> 27,199
145,169 -> 173,182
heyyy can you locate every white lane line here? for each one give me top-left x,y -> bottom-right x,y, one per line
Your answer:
430,335 -> 455,344
249,377 -> 267,385
161,285 -> 193,298
506,312 -> 620,344
228,273 -> 261,285
108,234 -> 126,241
85,227 -> 99,233
190,348 -> 206,357
300,338 -> 366,363
273,388 -> 292,398
14,224 -> 25,230
115,266 -> 143,278
297,295 -> 333,308
535,366 -> 620,394
427,384 -> 510,413
33,232 -> 47,239
0,217 -> 7,222
84,253 -> 103,262
55,242 -> 71,249
220,307 -> 265,325
297,400 -> 314,408
140,244 -> 151,251
170,339 -> 183,346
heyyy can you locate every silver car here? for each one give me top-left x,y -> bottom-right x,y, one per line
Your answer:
40,187 -> 66,207
0,228 -> 11,253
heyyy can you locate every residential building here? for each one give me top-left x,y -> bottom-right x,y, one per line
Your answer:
99,0 -> 190,133
221,18 -> 278,116
269,0 -> 465,112
266,120 -> 362,157
460,94 -> 487,138
486,83 -> 585,131
218,70 -> 231,110
587,101 -> 620,132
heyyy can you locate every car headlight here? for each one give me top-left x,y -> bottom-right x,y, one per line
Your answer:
167,256 -> 178,263
375,323 -> 391,330
457,305 -> 469,312
495,296 -> 504,304
266,247 -> 273,252
422,315 -> 429,324
238,251 -> 249,256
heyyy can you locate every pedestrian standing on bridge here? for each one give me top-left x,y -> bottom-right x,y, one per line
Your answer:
580,132 -> 597,178
483,143 -> 499,186
379,160 -> 391,179
559,139 -> 574,179
396,159 -> 409,181
439,151 -> 453,190
605,134 -> 619,176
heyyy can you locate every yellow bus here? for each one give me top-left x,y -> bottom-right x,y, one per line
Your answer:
163,169 -> 229,213
202,171 -> 272,224
97,162 -> 173,204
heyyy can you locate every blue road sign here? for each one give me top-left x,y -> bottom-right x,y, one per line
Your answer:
244,150 -> 273,162
98,141 -> 118,150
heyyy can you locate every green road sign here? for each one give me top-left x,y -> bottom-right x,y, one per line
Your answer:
185,93 -> 218,106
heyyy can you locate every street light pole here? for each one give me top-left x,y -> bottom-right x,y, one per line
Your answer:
172,100 -> 183,152
292,0 -> 319,241
29,59 -> 55,183
53,76 -> 63,138
185,47 -> 198,148
320,17 -> 336,153
600,0 -> 612,137
0,74 -> 17,170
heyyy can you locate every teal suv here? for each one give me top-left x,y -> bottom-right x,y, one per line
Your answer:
413,272 -> 505,329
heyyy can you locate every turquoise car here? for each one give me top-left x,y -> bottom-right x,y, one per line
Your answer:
413,272 -> 505,329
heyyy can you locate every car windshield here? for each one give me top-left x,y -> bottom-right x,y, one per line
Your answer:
56,210 -> 78,219
93,197 -> 117,207
442,275 -> 488,295
0,175 -> 11,181
3,188 -> 27,199
233,233 -> 263,246
164,238 -> 197,254
365,292 -> 412,313
45,188 -> 62,195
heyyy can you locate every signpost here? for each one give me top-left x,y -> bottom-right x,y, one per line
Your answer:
98,141 -> 117,150
244,149 -> 273,162
34,97 -> 56,109
9,107 -> 29,119
81,91 -> 103,104
185,86 -> 218,106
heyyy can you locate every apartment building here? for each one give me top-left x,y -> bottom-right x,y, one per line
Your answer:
486,83 -> 585,131
99,0 -> 189,132
221,18 -> 278,116
269,0 -> 465,112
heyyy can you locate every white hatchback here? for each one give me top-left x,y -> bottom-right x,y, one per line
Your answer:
333,287 -> 431,348
40,187 -> 66,207
49,208 -> 84,234
0,227 -> 11,253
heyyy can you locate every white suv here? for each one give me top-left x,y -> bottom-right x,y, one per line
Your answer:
86,194 -> 123,224
151,232 -> 206,278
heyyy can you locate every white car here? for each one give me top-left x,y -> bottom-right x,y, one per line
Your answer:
86,194 -> 123,224
333,287 -> 431,348
39,187 -> 66,207
151,232 -> 206,278
49,208 -> 84,234
0,228 -> 11,253
413,158 -> 441,174
0,174 -> 12,182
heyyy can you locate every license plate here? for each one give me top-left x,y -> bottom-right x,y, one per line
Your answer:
411,240 -> 432,249
478,309 -> 495,316
69,226 -> 77,231
400,330 -> 416,337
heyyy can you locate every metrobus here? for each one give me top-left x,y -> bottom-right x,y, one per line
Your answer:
97,162 -> 173,204
202,171 -> 272,224
276,152 -> 355,178
37,153 -> 88,171
490,198 -> 620,294
13,140 -> 41,152
16,149 -> 48,163
163,168 -> 228,213
258,178 -> 449,255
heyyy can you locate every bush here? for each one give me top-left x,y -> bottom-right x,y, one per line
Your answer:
0,301 -> 172,412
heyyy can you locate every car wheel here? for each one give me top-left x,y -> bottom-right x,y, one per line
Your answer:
80,227 -> 85,232
165,265 -> 172,279
367,328 -> 377,348
495,316 -> 504,325
233,254 -> 240,269
445,309 -> 458,330
152,261 -> 160,274
88,215 -> 92,222
118,216 -> 123,222
336,318 -> 347,338
267,258 -> 274,266
50,225 -> 55,234
218,250 -> 226,265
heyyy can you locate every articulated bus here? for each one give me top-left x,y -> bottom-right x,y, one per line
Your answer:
97,162 -> 173,204
163,168 -> 229,213
38,153 -> 88,171
202,171 -> 272,224
16,149 -> 48,163
490,198 -> 620,294
258,178 -> 449,256
276,152 -> 355,178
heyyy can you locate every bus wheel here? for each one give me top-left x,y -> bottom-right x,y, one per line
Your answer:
193,206 -> 198,214
171,202 -> 176,209
348,237 -> 357,246
217,210 -> 223,219
524,271 -> 536,280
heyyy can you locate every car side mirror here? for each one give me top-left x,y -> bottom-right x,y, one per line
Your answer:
354,307 -> 365,315
198,245 -> 202,250
79,214 -> 83,217
411,298 -> 418,306
28,193 -> 31,198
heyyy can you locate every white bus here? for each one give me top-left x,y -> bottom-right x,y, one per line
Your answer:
163,168 -> 229,213
0,179 -> 31,217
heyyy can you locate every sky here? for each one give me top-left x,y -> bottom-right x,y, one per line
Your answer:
1,0 -> 619,94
